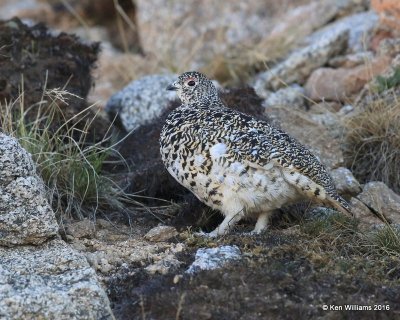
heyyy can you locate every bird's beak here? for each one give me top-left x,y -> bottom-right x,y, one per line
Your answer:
166,82 -> 178,91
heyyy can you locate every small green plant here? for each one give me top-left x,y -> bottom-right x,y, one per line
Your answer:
374,68 -> 400,93
0,87 -> 143,220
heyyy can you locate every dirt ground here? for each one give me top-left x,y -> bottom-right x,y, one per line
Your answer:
102,212 -> 400,320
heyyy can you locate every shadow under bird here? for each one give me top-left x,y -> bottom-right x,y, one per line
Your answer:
160,71 -> 351,237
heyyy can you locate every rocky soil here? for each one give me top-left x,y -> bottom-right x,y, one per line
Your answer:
1,0 -> 400,319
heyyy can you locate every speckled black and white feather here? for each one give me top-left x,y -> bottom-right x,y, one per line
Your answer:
160,71 -> 351,236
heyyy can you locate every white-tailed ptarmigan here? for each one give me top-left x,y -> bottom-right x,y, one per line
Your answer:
160,71 -> 351,237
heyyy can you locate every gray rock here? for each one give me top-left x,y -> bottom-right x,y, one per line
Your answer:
329,51 -> 375,68
309,113 -> 340,131
253,25 -> 348,92
0,239 -> 114,320
136,0 -> 368,71
253,9 -> 377,94
106,74 -> 177,131
338,104 -> 354,116
64,218 -> 95,239
0,133 -> 58,246
135,0 -> 274,70
349,197 -> 382,230
0,0 -> 43,20
267,0 -> 369,43
186,245 -> 241,274
266,107 -> 344,169
307,102 -> 343,132
0,133 -> 114,319
0,133 -> 35,185
262,85 -> 306,108
308,105 -> 341,135
330,167 -> 362,197
306,11 -> 378,53
357,182 -> 400,224
144,225 -> 178,242
145,254 -> 182,275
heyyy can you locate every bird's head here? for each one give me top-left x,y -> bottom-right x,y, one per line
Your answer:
166,71 -> 219,105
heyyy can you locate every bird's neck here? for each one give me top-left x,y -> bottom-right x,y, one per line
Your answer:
186,95 -> 225,109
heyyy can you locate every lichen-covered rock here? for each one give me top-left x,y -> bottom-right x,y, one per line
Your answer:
83,236 -> 184,276
64,218 -> 96,240
306,11 -> 378,53
0,133 -> 35,185
262,85 -> 306,108
144,225 -> 178,242
330,167 -> 362,197
253,8 -> 378,94
105,74 -> 177,131
0,239 -> 114,320
357,182 -> 400,224
186,245 -> 241,274
145,254 -> 182,275
0,176 -> 59,246
0,133 -> 114,318
329,51 -> 374,68
0,133 -> 58,246
253,24 -> 348,93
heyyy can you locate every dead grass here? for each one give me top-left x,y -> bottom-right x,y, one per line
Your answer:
300,210 -> 400,255
343,92 -> 400,193
0,87 -> 146,221
295,212 -> 400,283
368,225 -> 400,257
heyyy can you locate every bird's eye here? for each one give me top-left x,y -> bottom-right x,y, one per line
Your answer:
187,80 -> 196,86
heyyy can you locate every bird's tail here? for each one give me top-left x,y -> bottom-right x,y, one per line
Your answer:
283,170 -> 352,216
325,194 -> 352,216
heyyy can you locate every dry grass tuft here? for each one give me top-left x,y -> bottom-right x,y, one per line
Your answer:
343,92 -> 400,193
299,212 -> 400,272
0,87 -> 147,221
367,225 -> 400,257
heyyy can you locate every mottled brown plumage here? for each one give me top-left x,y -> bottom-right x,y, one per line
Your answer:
160,71 -> 350,237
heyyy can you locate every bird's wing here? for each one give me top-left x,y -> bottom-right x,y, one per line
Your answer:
225,119 -> 351,214
190,105 -> 350,213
